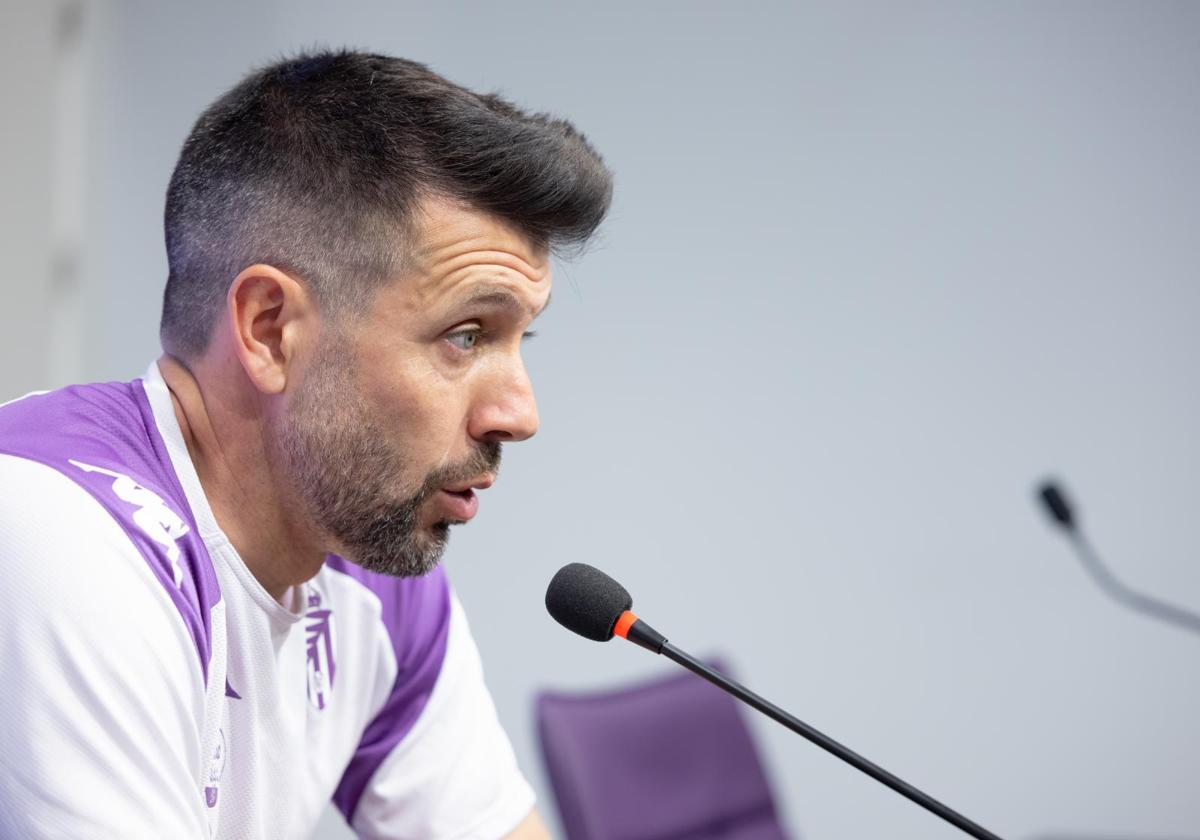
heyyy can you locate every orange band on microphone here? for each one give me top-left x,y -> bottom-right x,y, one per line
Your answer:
613,610 -> 638,639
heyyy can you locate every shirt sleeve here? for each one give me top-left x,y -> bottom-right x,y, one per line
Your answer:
347,592 -> 536,840
0,454 -> 209,839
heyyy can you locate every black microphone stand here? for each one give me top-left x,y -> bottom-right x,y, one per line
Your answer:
622,619 -> 1006,840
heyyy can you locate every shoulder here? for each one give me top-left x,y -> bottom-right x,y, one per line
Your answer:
0,453 -> 211,836
0,454 -> 208,770
0,453 -> 206,691
0,452 -> 153,587
0,381 -> 222,682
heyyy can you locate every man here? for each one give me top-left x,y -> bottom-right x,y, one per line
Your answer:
0,50 -> 611,839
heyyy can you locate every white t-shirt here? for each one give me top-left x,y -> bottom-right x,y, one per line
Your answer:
0,362 -> 535,839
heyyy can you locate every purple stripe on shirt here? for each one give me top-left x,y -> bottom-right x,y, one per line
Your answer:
324,556 -> 451,823
0,379 -> 221,681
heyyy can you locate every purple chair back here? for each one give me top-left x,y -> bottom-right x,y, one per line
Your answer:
536,661 -> 791,840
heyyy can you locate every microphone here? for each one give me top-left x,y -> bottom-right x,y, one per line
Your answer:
545,562 -> 1006,840
1035,479 -> 1200,638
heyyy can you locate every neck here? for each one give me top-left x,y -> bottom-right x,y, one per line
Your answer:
157,353 -> 327,603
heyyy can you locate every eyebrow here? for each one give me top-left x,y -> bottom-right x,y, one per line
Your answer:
460,288 -> 551,319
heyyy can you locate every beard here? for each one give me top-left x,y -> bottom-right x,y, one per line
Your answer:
271,339 -> 501,578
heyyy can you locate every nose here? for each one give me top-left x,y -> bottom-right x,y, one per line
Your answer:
469,357 -> 539,444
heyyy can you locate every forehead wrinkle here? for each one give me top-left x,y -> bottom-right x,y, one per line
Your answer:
459,287 -> 551,320
406,245 -> 550,313
411,207 -> 548,279
428,247 -> 549,285
405,201 -> 550,311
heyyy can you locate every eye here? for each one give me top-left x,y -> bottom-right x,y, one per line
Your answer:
445,327 -> 482,351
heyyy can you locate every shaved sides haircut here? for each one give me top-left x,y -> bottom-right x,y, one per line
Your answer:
160,49 -> 612,359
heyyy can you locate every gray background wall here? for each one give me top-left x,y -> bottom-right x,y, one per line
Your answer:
3,2 -> 1199,838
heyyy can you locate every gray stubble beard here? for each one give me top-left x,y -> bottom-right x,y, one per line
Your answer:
272,340 -> 500,578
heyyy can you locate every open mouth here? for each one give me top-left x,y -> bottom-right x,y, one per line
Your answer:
437,487 -> 479,521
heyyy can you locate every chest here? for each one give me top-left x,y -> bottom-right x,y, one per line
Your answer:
200,569 -> 392,839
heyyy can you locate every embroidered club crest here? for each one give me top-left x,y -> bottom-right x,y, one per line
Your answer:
305,592 -> 336,710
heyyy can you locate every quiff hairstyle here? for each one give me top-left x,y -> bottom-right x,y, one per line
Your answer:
160,50 -> 613,358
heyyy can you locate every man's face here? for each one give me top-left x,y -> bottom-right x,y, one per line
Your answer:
273,198 -> 551,576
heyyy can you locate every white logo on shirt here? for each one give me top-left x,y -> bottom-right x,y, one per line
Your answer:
205,728 -> 226,809
305,591 -> 336,711
68,459 -> 191,587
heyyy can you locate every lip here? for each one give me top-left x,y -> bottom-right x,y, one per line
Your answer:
442,474 -> 495,493
435,474 -> 494,523
437,488 -> 480,522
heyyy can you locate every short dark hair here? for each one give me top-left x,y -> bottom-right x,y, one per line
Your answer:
160,49 -> 613,358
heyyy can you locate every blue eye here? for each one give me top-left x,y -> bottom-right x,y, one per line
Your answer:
446,329 -> 480,351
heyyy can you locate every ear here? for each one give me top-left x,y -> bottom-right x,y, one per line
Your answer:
225,264 -> 316,395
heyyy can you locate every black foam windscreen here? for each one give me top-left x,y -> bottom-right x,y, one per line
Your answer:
545,562 -> 633,642
1038,481 -> 1075,529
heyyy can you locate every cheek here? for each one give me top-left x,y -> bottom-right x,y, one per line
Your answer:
371,371 -> 471,462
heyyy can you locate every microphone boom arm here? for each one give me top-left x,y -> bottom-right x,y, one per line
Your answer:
1037,480 -> 1200,639
628,615 -> 1007,840
1066,530 -> 1200,638
546,564 -> 1008,840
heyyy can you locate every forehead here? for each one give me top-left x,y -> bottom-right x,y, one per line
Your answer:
400,197 -> 552,312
